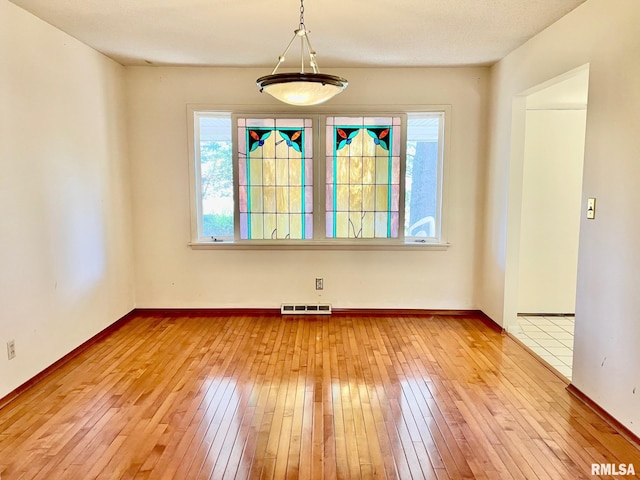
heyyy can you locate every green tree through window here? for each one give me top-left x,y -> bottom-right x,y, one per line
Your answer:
199,119 -> 233,237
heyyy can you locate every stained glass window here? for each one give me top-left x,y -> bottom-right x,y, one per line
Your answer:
193,111 -> 444,245
237,118 -> 313,240
325,116 -> 401,238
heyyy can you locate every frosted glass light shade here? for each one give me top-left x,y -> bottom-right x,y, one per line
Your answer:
257,73 -> 348,106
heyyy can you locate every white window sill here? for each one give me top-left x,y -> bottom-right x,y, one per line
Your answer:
188,241 -> 451,251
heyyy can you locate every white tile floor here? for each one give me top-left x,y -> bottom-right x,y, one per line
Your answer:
509,315 -> 575,380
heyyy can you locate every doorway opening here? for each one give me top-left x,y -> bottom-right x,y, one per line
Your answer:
505,65 -> 590,381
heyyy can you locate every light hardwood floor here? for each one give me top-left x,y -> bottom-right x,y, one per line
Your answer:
0,312 -> 638,479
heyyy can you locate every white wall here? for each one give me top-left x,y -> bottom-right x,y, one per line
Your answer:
126,67 -> 488,309
0,1 -> 135,399
517,109 -> 586,313
481,0 -> 640,436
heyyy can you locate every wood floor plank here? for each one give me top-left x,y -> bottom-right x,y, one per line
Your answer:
1,312 -> 639,479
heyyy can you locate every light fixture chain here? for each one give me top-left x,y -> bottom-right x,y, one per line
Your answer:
299,0 -> 305,29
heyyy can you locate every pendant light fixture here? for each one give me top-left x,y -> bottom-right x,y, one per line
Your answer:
256,0 -> 348,106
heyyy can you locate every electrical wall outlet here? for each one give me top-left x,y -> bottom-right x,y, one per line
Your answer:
315,278 -> 323,290
7,340 -> 15,360
587,197 -> 596,219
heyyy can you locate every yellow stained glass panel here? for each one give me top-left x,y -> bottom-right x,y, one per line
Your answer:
239,119 -> 313,240
335,212 -> 349,237
375,158 -> 389,184
276,158 -> 288,185
349,213 -> 362,237
249,158 -> 263,185
349,157 -> 362,184
376,185 -> 388,211
250,186 -> 263,212
336,157 -> 349,183
289,214 -> 302,239
326,117 -> 400,239
286,142 -> 302,160
263,186 -> 276,212
276,214 -> 289,239
376,144 -> 389,157
363,185 -> 375,211
263,213 -> 276,238
362,157 -> 375,184
362,212 -> 375,237
362,134 -> 377,156
263,158 -> 275,185
289,158 -> 302,186
349,133 -> 364,157
250,214 -> 263,239
336,185 -> 349,211
261,137 -> 276,158
276,186 -> 289,212
375,212 -> 388,237
275,139 -> 290,159
349,185 -> 362,211
290,188 -> 302,213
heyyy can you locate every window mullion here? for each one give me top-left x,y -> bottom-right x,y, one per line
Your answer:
397,113 -> 408,243
315,115 -> 326,241
231,113 -> 242,241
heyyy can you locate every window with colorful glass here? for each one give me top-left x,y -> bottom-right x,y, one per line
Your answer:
191,111 -> 445,245
325,116 -> 401,238
236,118 -> 313,240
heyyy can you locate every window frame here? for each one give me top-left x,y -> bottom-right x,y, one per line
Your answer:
323,115 -> 405,242
233,115 -> 317,242
404,111 -> 447,244
188,110 -> 235,243
187,105 -> 451,250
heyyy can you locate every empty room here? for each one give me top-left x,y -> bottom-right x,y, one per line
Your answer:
1,0 -> 639,478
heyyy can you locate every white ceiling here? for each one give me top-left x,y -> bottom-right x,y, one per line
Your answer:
9,0 -> 586,68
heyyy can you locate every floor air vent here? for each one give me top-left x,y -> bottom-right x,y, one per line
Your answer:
281,303 -> 332,315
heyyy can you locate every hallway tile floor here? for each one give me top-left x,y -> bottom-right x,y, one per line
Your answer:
509,315 -> 575,380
